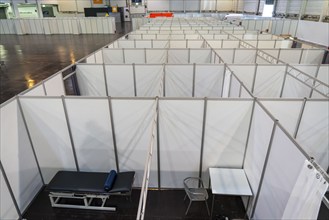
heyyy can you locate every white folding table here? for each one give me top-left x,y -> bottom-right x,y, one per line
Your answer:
209,168 -> 253,219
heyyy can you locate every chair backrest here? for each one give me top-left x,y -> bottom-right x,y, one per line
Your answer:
183,177 -> 208,200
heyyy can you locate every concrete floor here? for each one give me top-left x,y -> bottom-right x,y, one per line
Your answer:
0,22 -> 132,104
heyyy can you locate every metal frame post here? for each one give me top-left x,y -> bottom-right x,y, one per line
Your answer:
192,63 -> 196,97
242,99 -> 256,167
251,64 -> 258,93
133,63 -> 137,97
156,99 -> 161,189
279,64 -> 289,97
107,96 -> 120,172
103,63 -> 109,96
198,97 -> 208,179
293,98 -> 307,139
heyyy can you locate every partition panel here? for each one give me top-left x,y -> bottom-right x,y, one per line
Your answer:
313,65 -> 329,98
76,64 -> 106,96
170,40 -> 186,48
159,100 -> 204,188
254,127 -> 306,219
135,65 -> 163,97
135,41 -> 152,48
125,49 -> 145,64
229,65 -> 256,90
64,98 -> 116,172
260,100 -> 303,135
44,73 -> 65,96
20,98 -> 77,183
152,40 -> 169,48
291,65 -> 318,77
195,65 -> 224,97
279,49 -> 302,64
202,100 -> 253,186
234,50 -> 257,64
281,75 -> 312,98
0,99 -> 43,213
168,49 -> 188,64
254,65 -> 286,97
118,40 -> 135,48
106,65 -> 134,97
190,49 -> 211,63
111,99 -> 157,187
0,171 -> 19,220
296,101 -> 329,170
300,50 -> 324,64
103,49 -> 124,64
165,65 -> 194,97
146,49 -> 167,63
188,40 -> 204,48
242,103 -> 274,215
95,51 -> 103,64
23,85 -> 45,96
214,49 -> 234,63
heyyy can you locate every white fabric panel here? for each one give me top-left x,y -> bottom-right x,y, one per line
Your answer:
243,104 -> 274,215
234,50 -> 256,64
146,49 -> 167,64
170,40 -> 186,48
296,20 -> 329,47
229,75 -> 241,97
103,49 -> 124,64
112,99 -> 157,187
135,40 -> 152,48
190,49 -> 211,63
118,40 -> 135,48
296,101 -> 329,170
76,64 -> 106,96
157,34 -> 170,40
159,100 -> 204,188
300,50 -> 324,64
168,49 -> 188,64
262,49 -> 279,59
86,54 -> 96,64
185,0 -> 200,11
279,49 -> 302,64
195,64 -> 225,97
229,65 -> 256,90
0,99 -> 43,213
0,171 -> 19,220
254,128 -> 306,219
44,73 -> 65,96
188,40 -> 204,48
64,98 -> 116,172
125,49 -> 145,64
20,98 -> 77,183
257,40 -> 275,49
281,75 -> 312,98
152,40 -> 169,48
207,40 -> 222,48
291,64 -> 318,77
245,40 -> 258,47
215,49 -> 234,63
143,34 -> 156,40
254,65 -> 286,97
282,160 -> 328,219
23,84 -> 45,96
201,0 -> 216,10
106,65 -> 134,97
222,40 -> 240,48
148,0 -> 170,11
170,0 -> 184,11
316,66 -> 329,89
95,50 -> 103,64
135,65 -> 163,97
202,100 -> 253,185
275,40 -> 292,49
171,35 -> 185,40
217,0 -> 234,11
165,65 -> 193,97
260,100 -> 303,135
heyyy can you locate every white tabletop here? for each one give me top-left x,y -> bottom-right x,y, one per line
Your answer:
209,168 -> 252,196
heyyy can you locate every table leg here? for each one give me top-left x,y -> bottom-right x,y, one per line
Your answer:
210,194 -> 215,219
244,196 -> 251,220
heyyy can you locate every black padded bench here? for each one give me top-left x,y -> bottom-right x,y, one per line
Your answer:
47,170 -> 135,211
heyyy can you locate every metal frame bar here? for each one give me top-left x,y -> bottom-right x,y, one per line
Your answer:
192,63 -> 196,97
103,63 -> 109,96
293,97 -> 307,139
242,99 -> 256,168
133,63 -> 137,97
61,96 -> 80,171
198,97 -> 208,179
107,96 -> 120,172
279,64 -> 289,97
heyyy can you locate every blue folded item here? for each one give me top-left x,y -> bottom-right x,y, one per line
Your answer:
104,170 -> 117,191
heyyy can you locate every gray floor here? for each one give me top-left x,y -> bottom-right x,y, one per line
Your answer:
0,22 -> 131,104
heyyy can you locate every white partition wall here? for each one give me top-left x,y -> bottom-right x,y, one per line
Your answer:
202,100 -> 253,186
194,65 -> 225,97
76,64 -> 106,96
0,171 -> 19,220
165,65 -> 193,97
112,99 -> 157,187
159,100 -> 204,188
44,73 -> 65,96
296,101 -> 329,170
0,99 -> 43,214
106,65 -> 135,97
19,97 -> 77,183
64,98 -> 117,172
135,65 -> 164,97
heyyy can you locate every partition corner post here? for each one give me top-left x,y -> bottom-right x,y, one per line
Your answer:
144,48 -> 147,64
133,63 -> 137,97
42,81 -> 47,96
242,99 -> 256,168
279,64 -> 289,98
293,97 -> 307,139
16,96 -> 45,185
0,161 -> 22,219
103,63 -> 109,96
251,121 -> 278,218
61,96 -> 79,172
107,96 -> 120,172
277,48 -> 281,64
309,64 -> 321,98
199,97 -> 208,179
192,63 -> 196,97
156,99 -> 161,189
122,48 -> 126,64
298,48 -> 304,64
163,64 -> 166,97
188,48 -> 191,64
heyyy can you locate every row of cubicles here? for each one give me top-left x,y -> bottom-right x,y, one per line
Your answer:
0,17 -> 328,219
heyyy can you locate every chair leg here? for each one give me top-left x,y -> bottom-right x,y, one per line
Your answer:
185,200 -> 192,215
184,194 -> 187,201
205,200 -> 210,216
